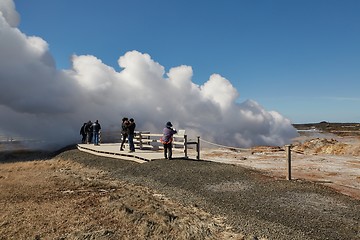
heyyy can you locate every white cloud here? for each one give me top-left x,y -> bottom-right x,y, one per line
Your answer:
71,55 -> 116,92
0,0 -> 298,149
0,0 -> 19,27
201,74 -> 239,110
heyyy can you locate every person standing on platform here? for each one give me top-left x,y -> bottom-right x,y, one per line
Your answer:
80,122 -> 87,143
161,121 -> 177,159
120,118 -> 129,151
85,120 -> 93,144
127,118 -> 136,152
92,120 -> 101,146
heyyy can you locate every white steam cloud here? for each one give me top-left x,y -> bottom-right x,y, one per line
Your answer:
0,1 -> 298,150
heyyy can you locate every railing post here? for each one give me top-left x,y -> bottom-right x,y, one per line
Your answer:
196,136 -> 200,160
286,145 -> 292,180
184,135 -> 188,158
138,132 -> 143,150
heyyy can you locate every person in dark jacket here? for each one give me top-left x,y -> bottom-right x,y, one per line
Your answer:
161,121 -> 177,159
91,120 -> 101,145
120,117 -> 129,151
127,118 -> 136,152
85,121 -> 93,144
80,122 -> 87,143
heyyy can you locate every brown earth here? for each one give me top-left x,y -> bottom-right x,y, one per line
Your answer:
0,123 -> 360,240
0,152 -> 244,240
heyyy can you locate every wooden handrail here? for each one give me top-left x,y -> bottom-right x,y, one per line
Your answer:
100,130 -> 200,160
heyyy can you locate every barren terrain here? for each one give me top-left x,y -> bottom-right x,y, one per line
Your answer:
0,122 -> 359,239
202,134 -> 360,200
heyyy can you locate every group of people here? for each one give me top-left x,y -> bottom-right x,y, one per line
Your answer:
79,118 -> 178,159
120,117 -> 136,152
80,120 -> 102,145
119,118 -> 177,158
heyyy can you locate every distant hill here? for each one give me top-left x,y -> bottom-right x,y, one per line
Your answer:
293,122 -> 360,136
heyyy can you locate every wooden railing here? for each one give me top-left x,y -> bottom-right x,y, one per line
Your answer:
100,130 -> 200,159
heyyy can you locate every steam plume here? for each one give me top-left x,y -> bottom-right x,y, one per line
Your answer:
0,1 -> 298,149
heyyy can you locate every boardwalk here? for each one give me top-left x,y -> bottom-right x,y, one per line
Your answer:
77,143 -> 186,163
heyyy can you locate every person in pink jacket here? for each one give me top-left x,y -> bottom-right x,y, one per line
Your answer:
161,121 -> 177,159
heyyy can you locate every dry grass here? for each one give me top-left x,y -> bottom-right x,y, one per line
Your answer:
0,157 -> 245,240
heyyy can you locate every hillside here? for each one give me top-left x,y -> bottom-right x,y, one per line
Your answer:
293,122 -> 360,136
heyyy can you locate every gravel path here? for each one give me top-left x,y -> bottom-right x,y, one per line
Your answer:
60,149 -> 360,240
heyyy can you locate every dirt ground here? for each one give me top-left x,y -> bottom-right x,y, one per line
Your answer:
0,154 -> 244,240
0,124 -> 359,239
201,132 -> 360,200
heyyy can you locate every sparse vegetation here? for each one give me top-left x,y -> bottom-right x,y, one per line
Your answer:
0,158 -> 244,240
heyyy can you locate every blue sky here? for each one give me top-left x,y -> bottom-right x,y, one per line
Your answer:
14,0 -> 360,123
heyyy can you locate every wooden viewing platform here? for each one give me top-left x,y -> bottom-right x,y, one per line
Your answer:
77,130 -> 200,163
77,143 -> 187,163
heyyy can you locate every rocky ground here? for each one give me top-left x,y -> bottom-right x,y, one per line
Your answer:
0,122 -> 359,239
